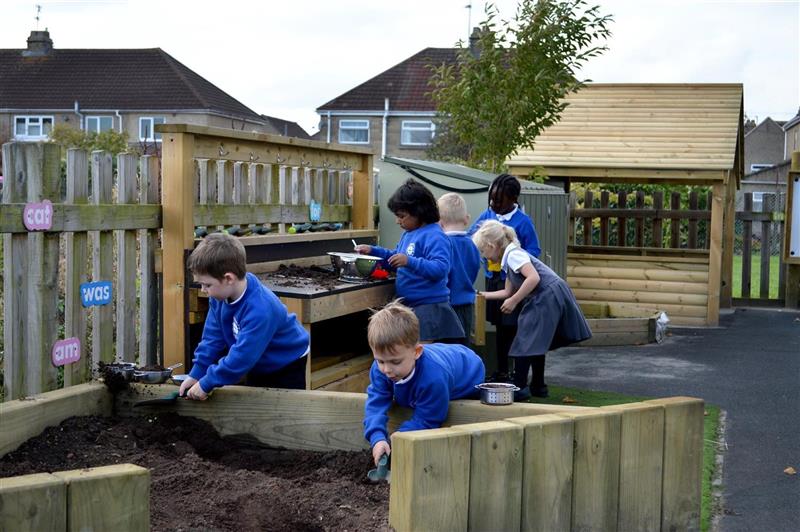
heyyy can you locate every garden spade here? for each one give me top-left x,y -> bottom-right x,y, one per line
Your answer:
367,453 -> 391,483
133,390 -> 186,407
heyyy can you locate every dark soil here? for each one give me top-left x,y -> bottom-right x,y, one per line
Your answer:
0,414 -> 389,531
258,264 -> 342,291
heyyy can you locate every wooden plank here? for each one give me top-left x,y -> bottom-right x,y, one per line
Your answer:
192,203 -> 351,225
569,250 -> 711,264
559,410 -> 621,532
570,287 -> 707,307
236,228 -> 378,247
0,204 -> 162,233
25,142 -> 61,395
644,397 -> 704,532
450,421 -> 523,532
473,293 -> 486,346
653,190 -> 664,248
741,193 -> 753,298
583,189 -> 593,245
585,317 -> 653,333
577,330 -> 652,347
315,367 -> 371,393
63,149 -> 90,386
54,464 -> 149,532
161,132 -> 196,369
721,176 -> 736,307
600,190 -> 609,245
506,414 -> 574,532
2,142 -> 29,401
351,154 -> 374,230
306,283 -> 395,322
0,473 -> 66,532
688,190 -> 699,249
603,403 -> 665,531
116,153 -> 138,363
0,383 -> 112,457
670,192 -> 682,248
617,191 -> 627,247
139,155 -> 160,366
707,183 -> 724,325
759,193 -> 774,298
389,428 -> 471,532
568,265 -> 708,283
635,190 -> 645,247
511,165 -> 728,183
92,151 -> 115,366
310,354 -> 373,389
569,276 -> 708,295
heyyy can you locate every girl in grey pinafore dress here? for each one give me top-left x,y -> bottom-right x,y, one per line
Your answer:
474,221 -> 591,398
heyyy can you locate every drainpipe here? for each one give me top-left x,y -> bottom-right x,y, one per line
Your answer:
382,98 -> 389,159
115,110 -> 123,133
326,111 -> 331,143
73,100 -> 83,130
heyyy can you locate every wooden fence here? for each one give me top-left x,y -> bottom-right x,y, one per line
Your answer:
735,192 -> 787,304
1,144 -> 160,400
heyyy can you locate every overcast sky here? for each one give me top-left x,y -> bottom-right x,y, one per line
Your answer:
3,0 -> 798,134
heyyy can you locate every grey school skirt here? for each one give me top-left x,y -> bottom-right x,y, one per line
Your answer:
413,302 -> 466,342
509,281 -> 592,356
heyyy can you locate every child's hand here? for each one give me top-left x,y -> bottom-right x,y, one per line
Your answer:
179,376 -> 198,397
185,381 -> 208,401
355,244 -> 372,255
387,253 -> 409,268
372,440 -> 391,465
500,297 -> 519,314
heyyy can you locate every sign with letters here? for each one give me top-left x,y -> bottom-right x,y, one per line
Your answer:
80,281 -> 113,307
309,200 -> 322,222
23,200 -> 53,231
52,338 -> 81,367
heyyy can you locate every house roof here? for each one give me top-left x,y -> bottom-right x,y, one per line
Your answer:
260,115 -> 311,139
0,46 -> 264,122
784,108 -> 800,131
506,83 -> 744,184
317,48 -> 459,112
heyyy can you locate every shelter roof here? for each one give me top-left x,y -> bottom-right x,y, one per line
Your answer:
506,84 -> 744,184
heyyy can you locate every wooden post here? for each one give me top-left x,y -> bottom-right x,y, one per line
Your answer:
653,190 -> 664,249
617,191 -> 628,247
786,152 -> 800,308
506,414 -> 574,532
139,155 -> 160,366
721,174 -> 736,307
451,421 -> 523,532
64,149 -> 90,386
389,428 -> 471,532
600,190 -> 609,246
473,293 -> 486,346
670,192 -> 681,248
116,153 -> 138,362
760,193 -> 774,298
645,397 -> 704,532
352,154 -> 374,230
0,472 -> 66,531
635,190 -> 645,247
92,150 -> 114,365
707,182 -> 725,325
583,189 -> 593,245
54,464 -> 149,532
25,142 -> 62,394
688,190 -> 699,249
161,132 -> 196,368
742,193 -> 753,298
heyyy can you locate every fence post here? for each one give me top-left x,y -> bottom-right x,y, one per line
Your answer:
139,155 -> 160,366
742,193 -> 753,299
92,151 -> 114,365
64,149 -> 90,386
688,190 -> 699,249
653,190 -> 664,248
617,191 -> 627,247
635,190 -> 645,247
786,152 -> 800,308
760,194 -> 775,298
600,190 -> 609,246
116,153 -> 138,362
352,154 -> 374,230
670,192 -> 681,248
583,190 -> 593,246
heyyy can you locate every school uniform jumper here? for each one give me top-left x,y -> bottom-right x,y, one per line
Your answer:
189,272 -> 310,393
445,230 -> 482,339
363,343 -> 486,447
371,223 -> 465,341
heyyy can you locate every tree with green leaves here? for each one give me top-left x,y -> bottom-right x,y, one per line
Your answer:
428,0 -> 612,172
48,123 -> 129,156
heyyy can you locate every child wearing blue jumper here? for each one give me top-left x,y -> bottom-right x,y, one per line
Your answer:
356,179 -> 464,343
180,233 -> 310,400
363,301 -> 485,464
468,174 -> 541,381
473,220 -> 591,400
438,192 -> 481,344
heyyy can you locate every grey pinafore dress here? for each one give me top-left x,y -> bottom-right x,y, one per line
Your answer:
505,251 -> 592,356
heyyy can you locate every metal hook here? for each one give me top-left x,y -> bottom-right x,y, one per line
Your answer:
218,143 -> 230,157
276,155 -> 285,164
322,160 -> 332,169
300,158 -> 311,167
249,152 -> 260,163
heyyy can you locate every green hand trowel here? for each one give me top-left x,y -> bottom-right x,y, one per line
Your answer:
367,453 -> 391,483
133,390 -> 186,407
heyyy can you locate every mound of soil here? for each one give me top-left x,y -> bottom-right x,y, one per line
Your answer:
0,414 -> 389,531
259,264 -> 342,291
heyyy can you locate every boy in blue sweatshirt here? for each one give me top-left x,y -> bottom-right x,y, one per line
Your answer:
179,233 -> 310,400
438,192 -> 481,344
363,301 -> 485,465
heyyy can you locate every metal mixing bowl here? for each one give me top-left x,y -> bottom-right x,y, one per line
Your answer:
475,382 -> 520,405
327,252 -> 382,281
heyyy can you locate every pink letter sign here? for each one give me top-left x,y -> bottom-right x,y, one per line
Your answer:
52,338 -> 81,366
23,199 -> 54,231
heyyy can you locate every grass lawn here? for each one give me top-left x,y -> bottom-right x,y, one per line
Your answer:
527,385 -> 722,532
732,254 -> 780,299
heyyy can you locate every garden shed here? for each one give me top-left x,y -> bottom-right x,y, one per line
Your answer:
507,83 -> 744,326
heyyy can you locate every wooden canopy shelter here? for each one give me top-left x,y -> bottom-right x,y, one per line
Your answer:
507,84 -> 744,326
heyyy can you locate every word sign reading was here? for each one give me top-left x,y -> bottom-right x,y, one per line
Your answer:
80,281 -> 113,307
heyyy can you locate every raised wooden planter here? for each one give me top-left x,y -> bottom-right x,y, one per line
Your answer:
579,301 -> 664,347
1,383 -> 702,532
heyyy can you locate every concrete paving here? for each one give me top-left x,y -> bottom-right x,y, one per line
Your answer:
547,307 -> 800,532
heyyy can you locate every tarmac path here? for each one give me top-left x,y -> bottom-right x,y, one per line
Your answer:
547,307 -> 800,532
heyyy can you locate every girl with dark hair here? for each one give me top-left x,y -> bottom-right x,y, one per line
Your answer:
356,179 -> 465,343
468,173 -> 541,383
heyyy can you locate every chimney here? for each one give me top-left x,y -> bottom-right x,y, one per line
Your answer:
468,27 -> 482,58
24,29 -> 53,56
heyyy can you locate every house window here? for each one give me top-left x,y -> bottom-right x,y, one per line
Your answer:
139,117 -> 165,142
750,163 -> 772,173
338,120 -> 369,144
85,116 -> 114,133
401,120 -> 435,146
14,116 -> 54,140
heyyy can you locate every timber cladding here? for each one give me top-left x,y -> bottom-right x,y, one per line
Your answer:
567,252 -> 711,326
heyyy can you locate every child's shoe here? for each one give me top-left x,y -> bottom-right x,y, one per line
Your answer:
513,387 -> 532,402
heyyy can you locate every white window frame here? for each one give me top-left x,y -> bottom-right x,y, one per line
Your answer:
85,115 -> 114,134
139,117 -> 165,142
750,163 -> 772,173
14,115 -> 54,140
400,120 -> 435,146
338,119 -> 370,144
